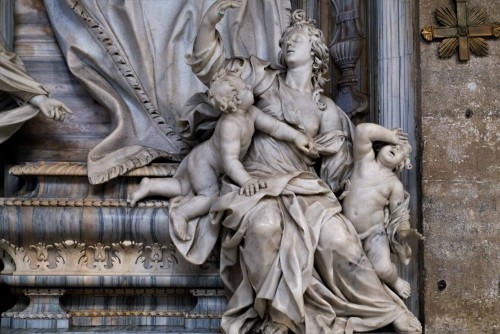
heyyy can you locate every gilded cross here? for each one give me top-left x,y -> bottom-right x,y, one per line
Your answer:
421,0 -> 500,61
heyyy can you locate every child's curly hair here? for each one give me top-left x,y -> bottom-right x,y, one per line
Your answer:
395,142 -> 413,173
208,69 -> 244,113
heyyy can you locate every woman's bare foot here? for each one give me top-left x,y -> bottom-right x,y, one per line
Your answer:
127,177 -> 151,206
393,311 -> 422,333
391,277 -> 411,299
171,209 -> 191,241
263,321 -> 289,334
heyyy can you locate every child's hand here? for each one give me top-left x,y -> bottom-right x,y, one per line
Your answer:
240,178 -> 267,196
294,134 -> 319,158
391,128 -> 409,145
203,0 -> 244,27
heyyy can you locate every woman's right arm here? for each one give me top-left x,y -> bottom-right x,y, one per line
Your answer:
188,1 -> 243,86
194,1 -> 243,55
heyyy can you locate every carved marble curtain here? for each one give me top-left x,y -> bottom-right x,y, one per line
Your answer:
44,0 -> 290,184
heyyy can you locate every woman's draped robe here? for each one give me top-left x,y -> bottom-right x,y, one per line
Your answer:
173,32 -> 409,334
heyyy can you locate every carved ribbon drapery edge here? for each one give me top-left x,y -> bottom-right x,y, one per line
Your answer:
9,162 -> 178,177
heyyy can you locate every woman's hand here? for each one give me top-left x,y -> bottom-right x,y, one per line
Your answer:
203,0 -> 244,27
29,95 -> 73,122
240,178 -> 267,196
294,134 -> 319,158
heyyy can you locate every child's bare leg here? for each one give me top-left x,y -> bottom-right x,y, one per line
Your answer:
363,225 -> 411,299
171,159 -> 220,240
128,177 -> 187,206
171,194 -> 215,241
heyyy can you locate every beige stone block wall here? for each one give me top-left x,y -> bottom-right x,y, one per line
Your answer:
419,0 -> 500,332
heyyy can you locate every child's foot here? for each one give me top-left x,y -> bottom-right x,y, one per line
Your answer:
127,177 -> 151,206
397,228 -> 424,242
393,310 -> 422,333
391,277 -> 411,299
171,210 -> 191,241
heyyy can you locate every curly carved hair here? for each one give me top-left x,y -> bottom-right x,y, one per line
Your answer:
278,10 -> 330,110
208,69 -> 244,113
395,141 -> 413,173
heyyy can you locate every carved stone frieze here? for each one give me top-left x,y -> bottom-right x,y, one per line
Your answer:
0,239 -> 187,275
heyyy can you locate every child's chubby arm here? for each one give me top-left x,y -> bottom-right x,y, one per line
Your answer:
251,106 -> 317,157
389,181 -> 424,242
219,118 -> 266,196
354,123 -> 409,160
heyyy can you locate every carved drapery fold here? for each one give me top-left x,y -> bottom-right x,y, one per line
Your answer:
43,0 -> 291,184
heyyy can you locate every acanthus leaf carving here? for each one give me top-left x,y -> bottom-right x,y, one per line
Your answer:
54,240 -> 86,271
0,239 -> 29,273
111,241 -> 145,273
0,239 -> 205,275
85,243 -> 112,271
143,243 -> 178,271
28,243 -> 54,270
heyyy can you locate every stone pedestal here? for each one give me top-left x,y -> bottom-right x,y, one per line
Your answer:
1,289 -> 69,329
0,163 -> 225,331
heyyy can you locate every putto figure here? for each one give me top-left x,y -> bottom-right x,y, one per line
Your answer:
341,123 -> 424,299
0,35 -> 72,143
128,69 -> 315,241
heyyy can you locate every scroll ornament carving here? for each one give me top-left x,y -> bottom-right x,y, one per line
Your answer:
0,239 -> 184,275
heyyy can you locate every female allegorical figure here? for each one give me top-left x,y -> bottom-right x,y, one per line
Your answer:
184,1 -> 422,333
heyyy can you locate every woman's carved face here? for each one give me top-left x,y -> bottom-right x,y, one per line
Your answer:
282,29 -> 312,67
